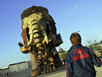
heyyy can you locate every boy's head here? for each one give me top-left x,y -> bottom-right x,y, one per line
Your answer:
70,32 -> 81,45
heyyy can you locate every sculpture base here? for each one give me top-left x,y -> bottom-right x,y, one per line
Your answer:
32,71 -> 40,77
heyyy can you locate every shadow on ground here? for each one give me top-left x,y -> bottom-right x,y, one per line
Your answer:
35,66 -> 66,77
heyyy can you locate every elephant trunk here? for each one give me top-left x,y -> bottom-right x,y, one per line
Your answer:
24,24 -> 42,48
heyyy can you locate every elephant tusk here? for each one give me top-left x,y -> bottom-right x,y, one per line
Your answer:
24,33 -> 34,48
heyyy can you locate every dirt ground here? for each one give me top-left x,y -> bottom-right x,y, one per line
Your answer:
36,66 -> 102,77
95,66 -> 102,77
4,65 -> 102,77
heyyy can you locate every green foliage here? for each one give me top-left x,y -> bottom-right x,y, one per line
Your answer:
58,47 -> 67,59
87,40 -> 102,54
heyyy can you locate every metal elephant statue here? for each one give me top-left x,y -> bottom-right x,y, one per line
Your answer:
18,6 -> 63,77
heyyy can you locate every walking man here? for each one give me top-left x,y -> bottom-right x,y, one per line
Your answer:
65,32 -> 101,77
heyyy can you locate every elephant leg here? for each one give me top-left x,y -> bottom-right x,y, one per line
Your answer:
48,57 -> 56,72
29,52 -> 40,77
52,48 -> 62,68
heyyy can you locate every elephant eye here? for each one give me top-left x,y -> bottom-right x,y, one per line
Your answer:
26,27 -> 30,41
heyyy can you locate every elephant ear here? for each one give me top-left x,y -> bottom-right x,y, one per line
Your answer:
22,28 -> 28,45
22,20 -> 28,45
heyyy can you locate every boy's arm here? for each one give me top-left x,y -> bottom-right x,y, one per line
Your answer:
89,48 -> 101,67
65,54 -> 73,77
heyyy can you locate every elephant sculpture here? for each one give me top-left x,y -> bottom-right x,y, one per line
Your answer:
18,6 -> 63,77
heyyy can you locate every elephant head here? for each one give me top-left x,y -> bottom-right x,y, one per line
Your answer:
21,6 -> 49,48
22,13 -> 42,47
19,6 -> 63,52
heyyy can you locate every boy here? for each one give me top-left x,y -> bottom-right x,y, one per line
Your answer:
65,32 -> 101,77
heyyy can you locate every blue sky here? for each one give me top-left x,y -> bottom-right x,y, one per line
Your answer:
0,0 -> 102,68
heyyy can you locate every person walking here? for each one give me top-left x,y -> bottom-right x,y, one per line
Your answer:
65,32 -> 101,77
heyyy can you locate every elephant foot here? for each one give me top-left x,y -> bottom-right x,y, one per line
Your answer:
49,64 -> 56,72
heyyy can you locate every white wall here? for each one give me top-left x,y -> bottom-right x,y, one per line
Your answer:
9,61 -> 29,73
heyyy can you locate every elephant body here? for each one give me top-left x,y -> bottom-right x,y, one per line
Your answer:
18,6 -> 63,77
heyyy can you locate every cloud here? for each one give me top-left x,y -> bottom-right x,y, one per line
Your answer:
74,5 -> 79,11
66,10 -> 71,14
66,5 -> 79,14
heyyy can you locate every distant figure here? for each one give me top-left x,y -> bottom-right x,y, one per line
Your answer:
62,57 -> 65,65
65,32 -> 101,77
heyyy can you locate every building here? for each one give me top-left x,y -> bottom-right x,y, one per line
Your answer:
0,61 -> 31,76
0,67 -> 9,77
9,61 -> 30,73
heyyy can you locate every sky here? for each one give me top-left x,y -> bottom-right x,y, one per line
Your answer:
0,0 -> 102,68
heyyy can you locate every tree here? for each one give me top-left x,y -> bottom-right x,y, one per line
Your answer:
87,40 -> 102,56
58,47 -> 67,59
